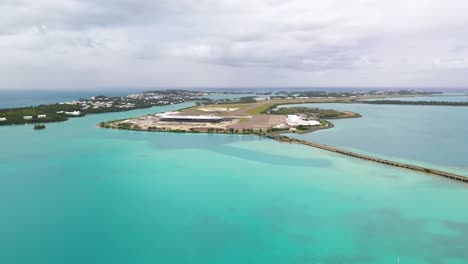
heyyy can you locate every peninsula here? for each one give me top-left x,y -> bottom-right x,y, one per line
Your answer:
100,89 -> 437,134
99,95 -> 372,134
100,91 -> 468,183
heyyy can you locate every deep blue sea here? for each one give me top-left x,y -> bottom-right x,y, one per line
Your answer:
0,89 -> 147,108
1,90 -> 468,263
0,89 -> 262,108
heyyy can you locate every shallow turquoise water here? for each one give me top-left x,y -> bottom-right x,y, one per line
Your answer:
1,103 -> 468,263
284,102 -> 468,176
372,95 -> 468,102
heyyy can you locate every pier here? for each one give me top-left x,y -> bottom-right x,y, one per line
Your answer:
278,136 -> 468,183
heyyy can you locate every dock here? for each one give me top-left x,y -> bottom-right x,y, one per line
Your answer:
278,136 -> 468,183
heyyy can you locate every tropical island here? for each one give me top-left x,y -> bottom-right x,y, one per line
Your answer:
33,124 -> 46,130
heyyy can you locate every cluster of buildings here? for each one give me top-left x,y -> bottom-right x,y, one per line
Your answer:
286,115 -> 321,127
59,100 -> 135,110
23,115 -> 47,120
273,115 -> 321,130
127,91 -> 205,105
127,93 -> 161,100
57,91 -> 205,112
56,111 -> 81,116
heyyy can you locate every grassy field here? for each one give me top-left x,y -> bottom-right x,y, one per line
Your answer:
245,103 -> 275,115
181,94 -> 399,117
185,103 -> 256,115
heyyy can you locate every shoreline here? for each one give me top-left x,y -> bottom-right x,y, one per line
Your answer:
0,92 -> 446,126
100,123 -> 468,183
97,94 -> 468,183
275,135 -> 468,183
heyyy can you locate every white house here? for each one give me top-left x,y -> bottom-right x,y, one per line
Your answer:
65,111 -> 81,116
0,117 -> 7,122
23,116 -> 33,120
273,123 -> 288,129
38,115 -> 47,118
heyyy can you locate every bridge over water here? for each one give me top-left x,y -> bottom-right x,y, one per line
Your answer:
276,136 -> 468,183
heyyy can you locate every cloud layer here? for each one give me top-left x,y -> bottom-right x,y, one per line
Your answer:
1,0 -> 468,89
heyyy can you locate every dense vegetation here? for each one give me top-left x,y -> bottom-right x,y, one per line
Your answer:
197,96 -> 258,105
0,104 -> 82,125
360,100 -> 468,106
0,90 -> 205,126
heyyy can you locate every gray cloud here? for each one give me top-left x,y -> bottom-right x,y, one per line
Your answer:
1,0 -> 468,89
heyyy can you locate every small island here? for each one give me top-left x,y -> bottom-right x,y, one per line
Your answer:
33,124 -> 46,130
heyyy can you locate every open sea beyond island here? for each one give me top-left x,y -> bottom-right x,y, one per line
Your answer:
0,90 -> 148,109
1,94 -> 468,263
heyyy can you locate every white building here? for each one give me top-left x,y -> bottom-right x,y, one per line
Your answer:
273,123 -> 288,129
286,115 -> 321,127
23,116 -> 33,120
0,117 -> 7,122
65,111 -> 81,116
38,115 -> 47,118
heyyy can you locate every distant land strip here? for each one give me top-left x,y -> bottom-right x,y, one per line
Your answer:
358,100 -> 468,106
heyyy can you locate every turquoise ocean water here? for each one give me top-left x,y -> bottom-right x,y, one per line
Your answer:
284,102 -> 468,176
377,95 -> 468,102
1,100 -> 468,263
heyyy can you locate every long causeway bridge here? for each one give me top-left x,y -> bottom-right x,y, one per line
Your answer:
277,136 -> 468,183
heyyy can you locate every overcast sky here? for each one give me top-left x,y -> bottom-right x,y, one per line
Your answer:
1,0 -> 468,90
